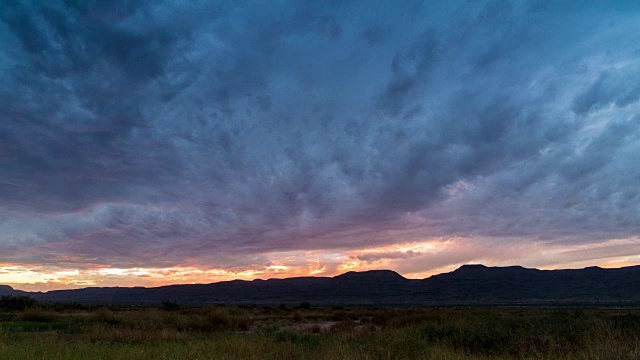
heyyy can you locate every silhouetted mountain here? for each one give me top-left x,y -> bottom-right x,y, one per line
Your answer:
5,265 -> 640,305
0,285 -> 16,296
420,264 -> 640,303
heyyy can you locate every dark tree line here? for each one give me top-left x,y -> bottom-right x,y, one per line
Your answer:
0,295 -> 37,311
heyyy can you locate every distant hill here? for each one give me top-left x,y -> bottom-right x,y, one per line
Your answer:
0,285 -> 16,296
0,285 -> 29,297
5,265 -> 640,305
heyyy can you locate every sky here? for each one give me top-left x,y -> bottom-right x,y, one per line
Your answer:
1,0 -> 640,291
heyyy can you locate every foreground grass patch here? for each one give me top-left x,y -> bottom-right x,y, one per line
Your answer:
1,306 -> 640,359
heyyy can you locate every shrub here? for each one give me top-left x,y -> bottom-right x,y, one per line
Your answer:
94,308 -> 120,324
299,302 -> 312,310
186,308 -> 232,332
292,310 -> 304,322
161,301 -> 180,312
0,295 -> 37,311
330,320 -> 356,333
205,308 -> 230,329
273,329 -> 302,343
48,302 -> 86,312
19,308 -> 59,323
309,324 -> 322,333
236,316 -> 252,331
331,310 -> 351,321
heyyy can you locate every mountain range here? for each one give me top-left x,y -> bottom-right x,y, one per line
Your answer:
3,264 -> 640,306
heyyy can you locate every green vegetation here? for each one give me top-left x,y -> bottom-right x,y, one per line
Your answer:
0,297 -> 639,359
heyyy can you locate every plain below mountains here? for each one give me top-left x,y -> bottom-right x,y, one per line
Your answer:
3,264 -> 640,306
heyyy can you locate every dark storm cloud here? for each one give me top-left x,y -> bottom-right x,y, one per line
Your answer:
1,0 -> 640,270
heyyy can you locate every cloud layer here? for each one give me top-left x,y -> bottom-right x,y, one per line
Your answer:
1,1 -> 640,288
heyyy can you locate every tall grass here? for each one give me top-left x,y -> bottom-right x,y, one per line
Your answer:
18,308 -> 59,323
1,306 -> 640,359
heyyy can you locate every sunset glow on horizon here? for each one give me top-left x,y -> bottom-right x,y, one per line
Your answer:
2,1 -> 640,292
4,236 -> 640,292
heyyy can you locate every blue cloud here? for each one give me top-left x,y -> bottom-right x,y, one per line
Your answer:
1,0 -> 639,270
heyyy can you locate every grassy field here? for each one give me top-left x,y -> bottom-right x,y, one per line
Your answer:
1,300 -> 640,359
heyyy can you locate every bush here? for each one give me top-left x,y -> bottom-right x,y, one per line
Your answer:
161,301 -> 180,312
273,329 -> 302,343
184,308 -> 233,332
19,308 -> 59,323
292,310 -> 304,322
0,295 -> 37,311
308,324 -> 322,333
299,302 -> 312,310
330,320 -> 356,333
94,308 -> 120,324
205,308 -> 230,330
236,316 -> 252,331
48,302 -> 86,312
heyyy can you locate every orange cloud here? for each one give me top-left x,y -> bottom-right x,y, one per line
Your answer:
3,236 -> 640,291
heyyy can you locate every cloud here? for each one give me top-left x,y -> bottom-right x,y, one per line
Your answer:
355,250 -> 422,263
1,0 -> 640,283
